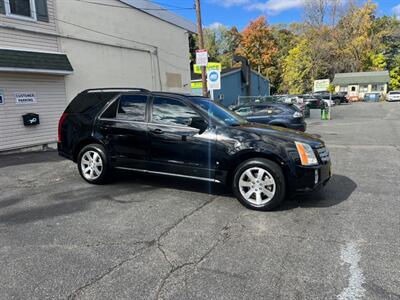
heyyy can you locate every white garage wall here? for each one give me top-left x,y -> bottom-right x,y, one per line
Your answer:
55,0 -> 192,100
0,73 -> 67,151
60,38 -> 155,101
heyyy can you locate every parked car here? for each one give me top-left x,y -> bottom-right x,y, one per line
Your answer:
232,103 -> 307,132
301,96 -> 322,109
333,92 -> 349,104
387,91 -> 400,102
312,92 -> 336,106
58,88 -> 331,211
294,102 -> 310,118
363,92 -> 382,102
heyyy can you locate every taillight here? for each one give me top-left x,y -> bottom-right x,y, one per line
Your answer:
58,112 -> 68,143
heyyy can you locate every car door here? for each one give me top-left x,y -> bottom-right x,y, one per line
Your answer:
246,105 -> 275,124
148,95 -> 216,179
96,93 -> 149,168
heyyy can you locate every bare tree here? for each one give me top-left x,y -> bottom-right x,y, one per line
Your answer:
304,0 -> 348,28
304,0 -> 329,27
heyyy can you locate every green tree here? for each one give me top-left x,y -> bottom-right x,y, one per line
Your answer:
389,56 -> 400,90
369,53 -> 387,70
334,1 -> 378,72
269,26 -> 296,93
282,38 -> 314,94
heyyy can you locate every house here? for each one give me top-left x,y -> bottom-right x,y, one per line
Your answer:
0,0 -> 195,152
56,0 -> 196,101
332,71 -> 390,101
0,0 -> 72,152
191,67 -> 270,107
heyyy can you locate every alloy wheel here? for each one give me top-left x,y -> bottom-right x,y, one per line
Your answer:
80,150 -> 103,180
238,167 -> 276,206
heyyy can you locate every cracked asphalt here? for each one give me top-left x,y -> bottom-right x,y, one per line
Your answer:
0,102 -> 399,300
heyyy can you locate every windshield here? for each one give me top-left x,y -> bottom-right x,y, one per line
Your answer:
190,97 -> 248,126
389,92 -> 400,95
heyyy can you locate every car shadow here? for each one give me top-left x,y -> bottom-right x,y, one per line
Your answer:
0,171 -> 355,225
280,174 -> 356,210
112,171 -> 356,210
110,169 -> 230,197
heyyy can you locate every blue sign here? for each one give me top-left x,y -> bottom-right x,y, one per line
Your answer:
207,70 -> 221,90
209,71 -> 219,82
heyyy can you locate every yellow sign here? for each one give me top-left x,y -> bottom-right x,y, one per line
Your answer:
191,81 -> 204,89
194,62 -> 222,74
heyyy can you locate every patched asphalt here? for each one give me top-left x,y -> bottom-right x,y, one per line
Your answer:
0,102 -> 399,299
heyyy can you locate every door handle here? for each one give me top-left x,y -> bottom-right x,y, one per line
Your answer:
150,128 -> 164,134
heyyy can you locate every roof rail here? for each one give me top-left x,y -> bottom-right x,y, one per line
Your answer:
83,88 -> 150,93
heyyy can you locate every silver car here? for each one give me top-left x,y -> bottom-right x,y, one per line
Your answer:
387,91 -> 400,102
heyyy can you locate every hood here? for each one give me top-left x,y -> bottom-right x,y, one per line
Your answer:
238,123 -> 324,148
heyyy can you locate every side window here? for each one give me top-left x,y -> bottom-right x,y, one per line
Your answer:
152,97 -> 200,127
116,94 -> 147,121
234,106 -> 252,116
254,106 -> 282,115
100,99 -> 118,119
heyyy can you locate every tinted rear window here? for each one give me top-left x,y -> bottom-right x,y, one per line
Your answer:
66,92 -> 119,114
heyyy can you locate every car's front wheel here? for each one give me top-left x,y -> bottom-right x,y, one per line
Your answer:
77,144 -> 109,184
233,158 -> 286,211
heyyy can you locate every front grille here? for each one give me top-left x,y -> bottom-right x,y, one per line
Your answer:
316,146 -> 330,163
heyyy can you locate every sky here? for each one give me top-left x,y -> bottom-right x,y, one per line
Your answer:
164,0 -> 400,30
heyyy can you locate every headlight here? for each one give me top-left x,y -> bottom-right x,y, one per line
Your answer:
295,142 -> 318,166
293,111 -> 303,118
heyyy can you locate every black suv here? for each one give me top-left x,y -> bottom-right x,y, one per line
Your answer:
58,88 -> 331,211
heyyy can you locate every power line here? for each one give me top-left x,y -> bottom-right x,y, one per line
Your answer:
3,0 -> 192,59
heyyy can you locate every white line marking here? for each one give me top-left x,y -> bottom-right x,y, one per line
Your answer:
338,241 -> 365,300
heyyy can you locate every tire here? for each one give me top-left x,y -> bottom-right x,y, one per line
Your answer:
77,143 -> 110,184
232,158 -> 286,211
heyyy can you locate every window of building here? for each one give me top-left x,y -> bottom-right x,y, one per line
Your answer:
116,95 -> 148,121
152,97 -> 200,127
371,84 -> 384,92
5,0 -> 36,20
360,85 -> 369,93
339,86 -> 348,92
351,86 -> 356,92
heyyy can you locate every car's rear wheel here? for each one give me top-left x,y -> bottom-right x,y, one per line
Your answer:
233,158 -> 286,211
78,144 -> 109,184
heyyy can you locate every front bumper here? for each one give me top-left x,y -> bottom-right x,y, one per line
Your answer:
290,161 -> 332,193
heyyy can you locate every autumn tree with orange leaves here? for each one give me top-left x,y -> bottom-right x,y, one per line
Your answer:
235,16 -> 278,78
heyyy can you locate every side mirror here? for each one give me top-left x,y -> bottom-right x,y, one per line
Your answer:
190,116 -> 208,133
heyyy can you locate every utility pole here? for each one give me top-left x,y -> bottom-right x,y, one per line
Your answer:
195,0 -> 207,97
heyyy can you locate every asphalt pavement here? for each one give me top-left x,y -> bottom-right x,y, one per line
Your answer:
0,102 -> 399,300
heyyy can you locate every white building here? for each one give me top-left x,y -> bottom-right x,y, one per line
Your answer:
0,0 -> 195,151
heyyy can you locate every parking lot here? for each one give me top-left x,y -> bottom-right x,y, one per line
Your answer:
0,102 -> 399,299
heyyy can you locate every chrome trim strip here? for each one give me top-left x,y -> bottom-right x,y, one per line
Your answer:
99,117 -> 148,125
115,167 -> 220,183
98,118 -> 200,131
148,122 -> 200,131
